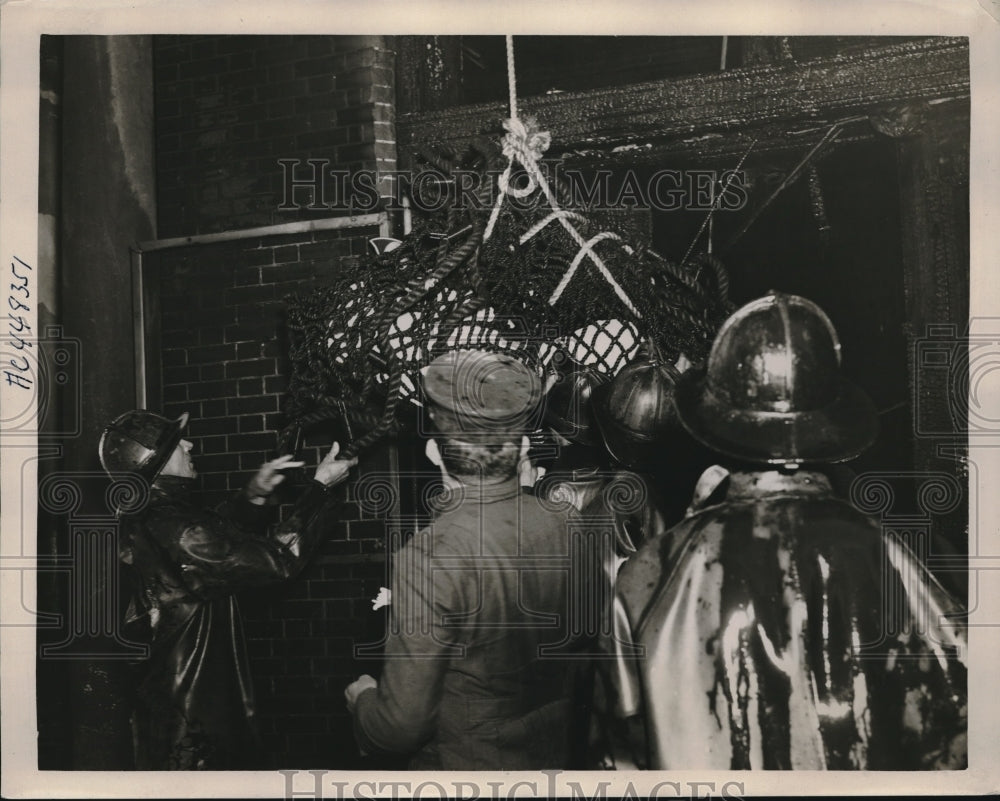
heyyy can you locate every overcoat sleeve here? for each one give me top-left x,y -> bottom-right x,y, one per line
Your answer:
353,528 -> 461,754
154,481 -> 339,598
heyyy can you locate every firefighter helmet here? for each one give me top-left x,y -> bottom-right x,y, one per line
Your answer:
592,353 -> 684,471
674,292 -> 878,465
542,361 -> 609,446
98,409 -> 189,479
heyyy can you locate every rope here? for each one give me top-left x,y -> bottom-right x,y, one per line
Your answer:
519,210 -> 587,245
548,231 -> 635,306
483,35 -> 641,318
506,34 -> 518,123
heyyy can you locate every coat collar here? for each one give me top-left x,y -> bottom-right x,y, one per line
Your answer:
726,469 -> 833,500
150,474 -> 198,500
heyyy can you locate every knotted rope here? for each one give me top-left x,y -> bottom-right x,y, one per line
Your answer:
483,35 -> 640,318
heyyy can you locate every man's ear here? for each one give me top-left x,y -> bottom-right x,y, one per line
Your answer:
425,437 -> 442,467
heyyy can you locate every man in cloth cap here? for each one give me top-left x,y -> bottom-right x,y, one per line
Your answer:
100,409 -> 357,769
345,349 -> 594,769
612,292 -> 967,770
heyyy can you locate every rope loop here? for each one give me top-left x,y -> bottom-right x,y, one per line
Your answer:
501,116 -> 551,166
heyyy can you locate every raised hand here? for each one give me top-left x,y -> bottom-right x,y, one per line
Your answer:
314,442 -> 359,488
246,454 -> 306,503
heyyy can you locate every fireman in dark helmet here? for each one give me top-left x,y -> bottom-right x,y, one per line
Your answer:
99,409 -> 357,770
612,292 -> 967,770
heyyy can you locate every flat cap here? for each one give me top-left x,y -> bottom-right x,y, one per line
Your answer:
422,349 -> 542,437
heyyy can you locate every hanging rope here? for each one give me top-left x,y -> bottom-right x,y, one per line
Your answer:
506,33 -> 519,123
483,35 -> 641,318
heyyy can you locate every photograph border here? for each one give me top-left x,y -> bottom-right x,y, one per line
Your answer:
2,1 -> 998,797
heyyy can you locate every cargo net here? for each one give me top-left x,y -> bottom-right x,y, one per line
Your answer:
284,138 -> 733,458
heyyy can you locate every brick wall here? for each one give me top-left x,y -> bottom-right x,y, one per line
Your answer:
154,34 -> 396,237
151,35 -> 408,767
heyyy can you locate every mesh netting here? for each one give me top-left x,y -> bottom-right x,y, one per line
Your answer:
284,140 -> 734,457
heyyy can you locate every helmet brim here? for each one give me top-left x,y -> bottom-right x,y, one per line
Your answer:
674,369 -> 878,465
542,407 -> 602,446
150,411 -> 189,477
133,410 -> 189,480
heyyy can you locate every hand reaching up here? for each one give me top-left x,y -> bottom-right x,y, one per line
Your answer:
314,442 -> 359,488
247,454 -> 306,504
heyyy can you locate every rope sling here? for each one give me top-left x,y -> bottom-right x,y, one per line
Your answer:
282,36 -> 735,458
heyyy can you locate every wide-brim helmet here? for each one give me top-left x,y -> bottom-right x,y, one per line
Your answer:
98,409 -> 189,480
592,353 -> 683,471
674,292 -> 877,465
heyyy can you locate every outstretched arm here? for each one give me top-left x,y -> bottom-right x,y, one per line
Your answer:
166,443 -> 358,595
